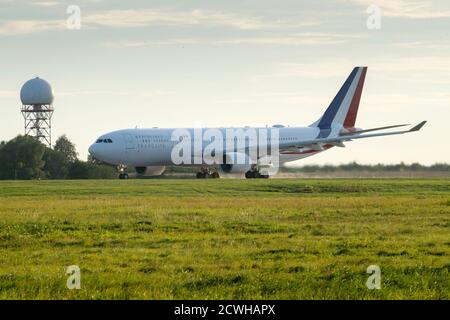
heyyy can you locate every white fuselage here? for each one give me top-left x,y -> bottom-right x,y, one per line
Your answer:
88,126 -> 331,167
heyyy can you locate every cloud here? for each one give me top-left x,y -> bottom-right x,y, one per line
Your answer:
351,0 -> 450,18
371,57 -> 450,80
206,33 -> 361,45
137,90 -> 175,98
0,8 -> 319,36
363,93 -> 450,110
31,1 -> 61,6
58,89 -> 174,98
103,33 -> 363,48
254,60 -> 355,80
0,19 -> 64,35
58,90 -> 128,97
83,8 -> 318,30
255,56 -> 450,82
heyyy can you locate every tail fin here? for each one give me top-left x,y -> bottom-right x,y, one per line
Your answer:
311,66 -> 367,137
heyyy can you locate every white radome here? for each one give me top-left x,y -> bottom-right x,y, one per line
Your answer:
20,77 -> 54,105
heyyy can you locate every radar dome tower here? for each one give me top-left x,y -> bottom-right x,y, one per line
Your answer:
20,77 -> 55,147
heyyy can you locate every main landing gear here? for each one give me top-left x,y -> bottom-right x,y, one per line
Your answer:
196,167 -> 220,179
119,173 -> 129,179
117,164 -> 129,179
245,168 -> 269,179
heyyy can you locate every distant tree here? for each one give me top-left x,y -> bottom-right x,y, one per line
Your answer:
430,163 -> 450,171
88,163 -> 117,179
54,135 -> 78,163
43,148 -> 69,179
68,160 -> 91,179
68,160 -> 116,179
281,162 -> 450,173
87,154 -> 104,165
0,135 -> 45,180
410,162 -> 423,171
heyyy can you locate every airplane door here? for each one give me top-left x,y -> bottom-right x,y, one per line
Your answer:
125,134 -> 136,150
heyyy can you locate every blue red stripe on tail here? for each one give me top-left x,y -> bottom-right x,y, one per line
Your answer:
314,67 -> 367,138
343,67 -> 367,129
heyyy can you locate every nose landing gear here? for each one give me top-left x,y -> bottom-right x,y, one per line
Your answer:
119,173 -> 129,179
117,164 -> 129,179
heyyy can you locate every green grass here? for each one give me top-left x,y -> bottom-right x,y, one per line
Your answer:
0,179 -> 448,299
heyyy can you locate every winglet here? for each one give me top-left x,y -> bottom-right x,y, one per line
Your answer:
409,121 -> 427,132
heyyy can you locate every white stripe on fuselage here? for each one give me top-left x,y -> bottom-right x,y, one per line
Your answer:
330,68 -> 362,135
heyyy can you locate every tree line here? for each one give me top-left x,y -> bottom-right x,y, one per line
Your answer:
281,162 -> 450,173
164,162 -> 449,174
0,135 -> 116,180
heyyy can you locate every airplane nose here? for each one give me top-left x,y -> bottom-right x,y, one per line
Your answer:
88,144 -> 97,157
88,135 -> 123,165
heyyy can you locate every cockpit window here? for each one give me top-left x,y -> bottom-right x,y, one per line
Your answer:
96,138 -> 113,143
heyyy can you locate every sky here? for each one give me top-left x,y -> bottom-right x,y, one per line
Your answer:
0,0 -> 449,165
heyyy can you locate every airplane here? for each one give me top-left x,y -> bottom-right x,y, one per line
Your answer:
88,66 -> 426,179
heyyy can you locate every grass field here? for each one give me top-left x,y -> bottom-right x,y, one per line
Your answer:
0,179 -> 448,299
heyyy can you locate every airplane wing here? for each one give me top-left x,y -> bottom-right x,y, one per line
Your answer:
279,121 -> 427,151
339,123 -> 410,136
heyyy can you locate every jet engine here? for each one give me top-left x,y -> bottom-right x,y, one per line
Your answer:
219,152 -> 252,174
